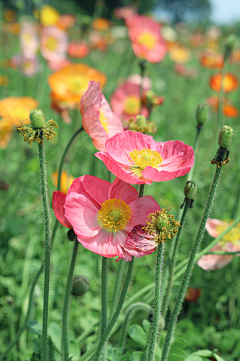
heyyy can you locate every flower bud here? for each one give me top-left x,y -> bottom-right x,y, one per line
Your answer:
196,104 -> 209,125
136,115 -> 147,128
30,108 -> 46,129
156,213 -> 169,230
184,181 -> 197,201
224,34 -> 239,60
218,125 -> 234,148
71,275 -> 89,296
67,228 -> 76,241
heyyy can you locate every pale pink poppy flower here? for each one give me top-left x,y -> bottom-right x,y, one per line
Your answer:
126,15 -> 167,63
125,224 -> 156,258
40,26 -> 68,62
95,131 -> 194,185
110,80 -> 150,122
47,58 -> 71,71
11,55 -> 38,76
80,81 -> 124,151
127,74 -> 152,89
197,218 -> 240,271
20,22 -> 39,59
53,176 -> 160,260
113,5 -> 136,21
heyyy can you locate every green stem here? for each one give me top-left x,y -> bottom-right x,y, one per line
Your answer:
94,258 -> 135,361
120,302 -> 152,351
0,127 -> 84,361
100,257 -> 108,360
62,238 -> 79,361
162,201 -> 190,318
161,163 -> 223,361
147,243 -> 165,361
187,125 -> 203,181
38,143 -> 52,361
110,260 -> 125,317
139,184 -> 145,198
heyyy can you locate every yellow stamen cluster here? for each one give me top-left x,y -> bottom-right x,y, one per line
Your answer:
216,222 -> 240,246
99,110 -> 108,133
143,208 -> 180,244
137,31 -> 157,50
17,119 -> 58,146
124,96 -> 140,115
129,148 -> 163,177
97,198 -> 132,232
127,118 -> 157,134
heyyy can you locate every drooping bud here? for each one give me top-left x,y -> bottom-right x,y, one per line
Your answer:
184,181 -> 197,200
67,228 -> 76,242
218,125 -> 234,148
30,108 -> 46,129
224,34 -> 239,60
196,104 -> 209,125
71,275 -> 89,296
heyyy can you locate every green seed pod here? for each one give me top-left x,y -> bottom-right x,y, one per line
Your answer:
218,125 -> 234,148
224,34 -> 239,60
67,229 -> 76,242
30,108 -> 46,129
196,104 -> 209,125
184,181 -> 197,200
71,275 -> 89,296
156,213 -> 169,230
136,115 -> 147,128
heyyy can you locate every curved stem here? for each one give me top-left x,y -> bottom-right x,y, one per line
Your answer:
120,302 -> 152,351
162,201 -> 190,318
38,143 -> 52,361
161,164 -> 223,361
147,243 -> 165,361
94,258 -> 135,361
62,238 -> 79,361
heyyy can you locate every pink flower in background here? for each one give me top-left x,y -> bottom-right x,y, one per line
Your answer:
68,41 -> 90,58
96,131 -> 194,185
47,58 -> 71,71
110,80 -> 150,122
113,5 -> 136,21
126,15 -> 167,63
80,81 -> 124,151
197,218 -> 240,271
53,176 -> 160,260
20,22 -> 39,59
11,55 -> 39,76
40,26 -> 68,62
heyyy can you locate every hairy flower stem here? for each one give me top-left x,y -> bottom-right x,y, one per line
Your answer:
147,243 -> 165,361
110,260 -> 125,317
100,257 -> 108,360
161,164 -> 223,361
187,125 -> 203,182
62,238 -> 79,361
38,143 -> 52,361
162,200 -> 190,318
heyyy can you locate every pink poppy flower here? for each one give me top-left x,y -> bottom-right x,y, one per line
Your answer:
68,41 -> 90,58
95,131 -> 194,185
110,80 -> 150,122
52,176 -> 160,260
113,5 -> 136,21
40,26 -> 68,62
20,22 -> 39,59
11,55 -> 39,76
126,15 -> 167,63
47,58 -> 71,71
80,81 -> 124,151
197,218 -> 240,271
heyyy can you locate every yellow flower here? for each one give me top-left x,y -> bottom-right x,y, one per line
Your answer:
0,97 -> 39,125
169,45 -> 191,64
40,5 -> 60,26
51,170 -> 75,194
0,118 -> 13,149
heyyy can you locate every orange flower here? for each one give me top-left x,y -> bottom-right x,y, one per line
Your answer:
51,170 -> 75,194
200,50 -> 223,69
92,18 -> 111,31
0,118 -> 13,149
0,97 -> 38,125
209,73 -> 238,93
57,14 -> 76,30
48,63 -> 107,107
2,9 -> 17,22
169,44 -> 191,63
185,288 -> 201,303
223,104 -> 239,118
0,75 -> 9,86
206,96 -> 239,117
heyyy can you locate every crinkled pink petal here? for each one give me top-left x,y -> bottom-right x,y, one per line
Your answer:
108,177 -> 138,204
67,175 -> 110,208
197,244 -> 233,271
123,224 -> 156,257
64,193 -> 101,238
52,191 -> 72,228
126,196 -> 160,232
205,218 -> 229,238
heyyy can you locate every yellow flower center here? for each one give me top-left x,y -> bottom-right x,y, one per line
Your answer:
99,109 -> 108,133
46,36 -> 58,51
137,31 -> 157,50
23,32 -> 32,44
216,222 -> 240,246
124,96 -> 140,115
68,76 -> 90,94
129,148 -> 163,177
97,198 -> 132,232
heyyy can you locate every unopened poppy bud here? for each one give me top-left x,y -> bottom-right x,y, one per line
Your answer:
224,34 -> 239,60
218,125 -> 234,148
184,181 -> 197,201
30,108 -> 46,129
67,228 -> 76,241
136,115 -> 147,128
196,104 -> 209,125
71,275 -> 89,296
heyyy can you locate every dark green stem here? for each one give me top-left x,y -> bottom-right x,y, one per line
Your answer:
110,260 -> 125,316
100,257 -> 108,360
161,164 -> 223,361
120,302 -> 152,351
94,258 -> 135,361
147,243 -> 165,361
139,184 -> 145,198
38,143 -> 52,361
62,238 -> 79,361
162,201 -> 190,318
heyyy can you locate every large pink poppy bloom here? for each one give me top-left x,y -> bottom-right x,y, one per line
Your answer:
197,218 -> 240,271
52,176 -> 160,260
126,15 -> 167,63
80,81 -> 124,151
95,131 -> 194,185
110,80 -> 150,122
40,26 -> 68,62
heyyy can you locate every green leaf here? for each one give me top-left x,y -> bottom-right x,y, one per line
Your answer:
128,324 -> 147,349
48,322 -> 61,352
185,355 -> 203,361
142,319 -> 151,335
130,351 -> 143,361
213,354 -> 226,361
193,350 -> 213,357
